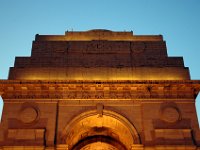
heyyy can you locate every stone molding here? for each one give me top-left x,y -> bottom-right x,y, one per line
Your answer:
0,80 -> 199,100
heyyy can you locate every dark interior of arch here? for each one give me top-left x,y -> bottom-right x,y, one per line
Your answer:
71,135 -> 127,150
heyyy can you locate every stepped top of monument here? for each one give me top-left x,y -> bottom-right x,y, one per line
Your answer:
8,29 -> 190,80
35,29 -> 163,41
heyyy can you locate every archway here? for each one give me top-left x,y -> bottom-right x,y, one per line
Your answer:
61,110 -> 141,150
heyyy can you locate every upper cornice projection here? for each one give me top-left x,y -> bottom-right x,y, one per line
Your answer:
0,80 -> 200,101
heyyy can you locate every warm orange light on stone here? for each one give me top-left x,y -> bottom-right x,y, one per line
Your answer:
80,142 -> 119,150
0,30 -> 200,150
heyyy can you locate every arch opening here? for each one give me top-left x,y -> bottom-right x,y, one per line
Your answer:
72,135 -> 126,150
61,110 -> 141,150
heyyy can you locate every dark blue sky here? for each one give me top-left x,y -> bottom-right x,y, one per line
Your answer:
0,0 -> 200,121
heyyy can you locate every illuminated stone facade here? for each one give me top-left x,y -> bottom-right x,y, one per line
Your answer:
0,29 -> 200,149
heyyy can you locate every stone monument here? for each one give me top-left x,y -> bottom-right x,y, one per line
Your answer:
0,29 -> 200,149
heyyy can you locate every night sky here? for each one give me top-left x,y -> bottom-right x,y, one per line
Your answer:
0,0 -> 200,122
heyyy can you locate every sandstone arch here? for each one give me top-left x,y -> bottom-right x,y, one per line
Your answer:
61,110 -> 141,150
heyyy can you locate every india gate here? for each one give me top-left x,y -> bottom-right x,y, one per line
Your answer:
0,29 -> 200,150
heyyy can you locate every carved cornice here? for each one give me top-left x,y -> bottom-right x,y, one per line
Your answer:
0,80 -> 200,100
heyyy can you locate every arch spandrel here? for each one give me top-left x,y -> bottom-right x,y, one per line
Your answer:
60,110 -> 141,150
